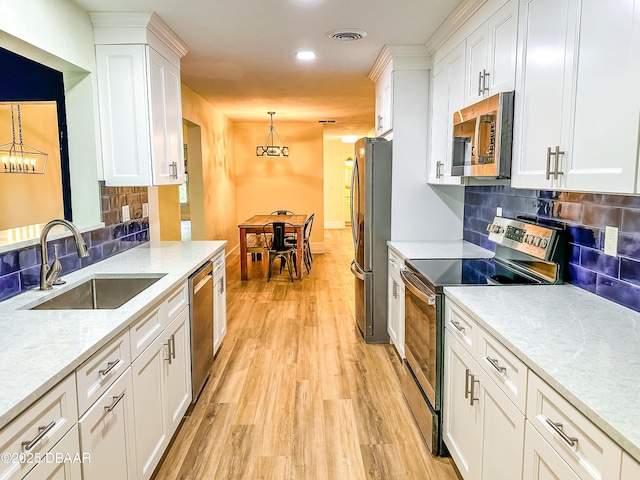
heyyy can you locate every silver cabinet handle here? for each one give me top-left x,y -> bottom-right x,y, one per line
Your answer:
450,320 -> 465,333
219,276 -> 225,294
546,147 -> 553,180
377,115 -> 383,131
105,392 -> 125,413
482,69 -> 490,94
478,71 -> 483,96
465,368 -> 472,399
99,359 -> 121,377
22,421 -> 56,451
545,418 -> 578,447
485,356 -> 507,374
392,280 -> 398,298
469,373 -> 479,406
165,340 -> 172,364
553,146 -> 565,179
170,334 -> 176,360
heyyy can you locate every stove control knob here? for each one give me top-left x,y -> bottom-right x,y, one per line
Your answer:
533,236 -> 541,247
486,224 -> 494,232
524,234 -> 532,244
540,238 -> 548,248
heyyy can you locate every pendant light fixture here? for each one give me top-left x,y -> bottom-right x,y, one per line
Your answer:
256,111 -> 289,157
0,104 -> 48,174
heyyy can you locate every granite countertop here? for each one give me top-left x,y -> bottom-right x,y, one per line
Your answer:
444,284 -> 640,462
387,240 -> 494,260
0,240 -> 226,431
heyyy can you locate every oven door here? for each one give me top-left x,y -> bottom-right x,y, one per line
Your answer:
401,269 -> 439,409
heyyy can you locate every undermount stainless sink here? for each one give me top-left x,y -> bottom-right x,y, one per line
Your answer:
29,274 -> 166,310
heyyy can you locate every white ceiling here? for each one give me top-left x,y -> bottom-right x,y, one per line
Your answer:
72,0 -> 463,137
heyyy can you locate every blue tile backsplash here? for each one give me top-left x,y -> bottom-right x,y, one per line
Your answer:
0,186 -> 149,302
464,186 -> 640,312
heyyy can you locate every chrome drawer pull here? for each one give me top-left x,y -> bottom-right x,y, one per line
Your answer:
450,320 -> 465,333
486,356 -> 507,374
105,392 -> 125,413
546,147 -> 553,180
99,359 -> 121,377
165,340 -> 173,364
465,368 -> 472,399
170,334 -> 176,360
469,373 -> 479,406
545,418 -> 578,447
22,421 -> 56,451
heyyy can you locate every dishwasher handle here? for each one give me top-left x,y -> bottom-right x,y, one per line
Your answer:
191,262 -> 213,295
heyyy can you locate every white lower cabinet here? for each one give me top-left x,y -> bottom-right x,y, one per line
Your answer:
213,252 -> 227,355
23,425 -> 82,480
621,453 -> 640,479
444,329 -> 525,480
387,249 -> 405,358
132,306 -> 191,480
78,368 -> 137,480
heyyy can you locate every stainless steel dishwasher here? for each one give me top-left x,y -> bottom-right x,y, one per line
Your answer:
188,261 -> 214,402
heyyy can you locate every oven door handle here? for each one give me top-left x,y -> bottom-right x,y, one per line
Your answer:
400,270 -> 436,305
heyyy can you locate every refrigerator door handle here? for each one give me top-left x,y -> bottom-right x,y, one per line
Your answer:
350,260 -> 366,280
350,156 -> 361,248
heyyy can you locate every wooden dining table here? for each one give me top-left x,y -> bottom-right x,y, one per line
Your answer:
238,214 -> 307,280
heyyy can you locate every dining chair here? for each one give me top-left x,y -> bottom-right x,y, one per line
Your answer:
288,213 -> 314,274
270,209 -> 295,215
262,222 -> 297,282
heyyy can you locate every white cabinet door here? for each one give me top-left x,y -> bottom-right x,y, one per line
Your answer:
523,421 -> 580,480
164,307 -> 192,434
428,41 -> 466,185
374,63 -> 393,136
387,270 -> 403,358
479,369 -> 525,480
24,426 -> 82,480
78,368 -> 137,480
511,0 -> 578,190
465,0 -> 518,105
443,331 -> 482,480
564,0 -> 640,193
131,331 -> 170,480
621,452 -> 640,479
96,44 -> 184,187
214,270 -> 227,355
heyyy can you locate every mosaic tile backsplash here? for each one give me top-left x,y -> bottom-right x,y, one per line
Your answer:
463,186 -> 640,312
0,186 -> 149,302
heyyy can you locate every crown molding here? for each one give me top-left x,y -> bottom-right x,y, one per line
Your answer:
368,44 -> 429,82
424,0 -> 487,55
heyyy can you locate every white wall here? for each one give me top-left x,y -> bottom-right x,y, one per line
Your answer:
0,0 -> 103,226
323,136 -> 355,229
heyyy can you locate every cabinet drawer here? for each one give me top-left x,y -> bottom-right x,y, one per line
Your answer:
523,420 -> 580,480
23,425 -> 82,480
477,327 -> 528,413
130,304 -> 165,361
445,299 -> 478,355
0,375 -> 78,480
213,252 -> 225,275
76,329 -> 131,416
165,282 -> 188,320
526,372 -> 622,480
388,249 -> 403,277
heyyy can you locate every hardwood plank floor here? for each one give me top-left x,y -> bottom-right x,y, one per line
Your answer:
153,229 -> 459,479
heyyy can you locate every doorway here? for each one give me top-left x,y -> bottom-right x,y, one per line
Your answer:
344,156 -> 353,226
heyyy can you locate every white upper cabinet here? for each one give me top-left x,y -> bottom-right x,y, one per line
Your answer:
428,41 -> 466,185
374,62 -> 393,137
511,0 -> 640,193
465,0 -> 518,105
91,12 -> 189,187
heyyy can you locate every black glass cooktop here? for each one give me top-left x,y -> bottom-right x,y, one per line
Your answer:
405,258 -> 538,292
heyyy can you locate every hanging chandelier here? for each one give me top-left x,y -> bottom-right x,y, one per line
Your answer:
256,111 -> 289,157
0,104 -> 48,174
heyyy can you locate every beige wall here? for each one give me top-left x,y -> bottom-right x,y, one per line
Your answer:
323,137 -> 356,229
0,103 -> 64,230
235,121 -> 324,250
180,85 -> 239,253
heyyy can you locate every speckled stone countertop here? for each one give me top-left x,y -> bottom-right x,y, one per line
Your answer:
444,284 -> 640,462
0,240 -> 226,431
387,240 -> 494,260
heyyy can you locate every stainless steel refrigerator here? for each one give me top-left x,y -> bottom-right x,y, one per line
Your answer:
349,137 -> 392,343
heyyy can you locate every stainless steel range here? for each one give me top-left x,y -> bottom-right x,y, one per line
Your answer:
400,216 -> 566,456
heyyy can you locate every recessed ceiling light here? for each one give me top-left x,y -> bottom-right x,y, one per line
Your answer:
296,51 -> 316,60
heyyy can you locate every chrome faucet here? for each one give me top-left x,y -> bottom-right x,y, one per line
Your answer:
39,219 -> 89,290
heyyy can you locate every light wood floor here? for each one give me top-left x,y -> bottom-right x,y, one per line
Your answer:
152,229 -> 459,479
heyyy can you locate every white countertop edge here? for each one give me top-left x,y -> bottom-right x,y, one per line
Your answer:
387,240 -> 494,260
443,285 -> 640,463
0,240 -> 227,431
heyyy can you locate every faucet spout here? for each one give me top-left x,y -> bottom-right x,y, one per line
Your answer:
39,219 -> 89,290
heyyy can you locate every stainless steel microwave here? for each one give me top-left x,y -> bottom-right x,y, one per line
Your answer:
451,91 -> 514,178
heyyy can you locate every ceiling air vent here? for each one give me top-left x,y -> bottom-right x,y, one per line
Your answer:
326,28 -> 368,41
318,120 -> 337,124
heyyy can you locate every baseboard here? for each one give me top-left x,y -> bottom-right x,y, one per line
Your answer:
324,221 -> 345,229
